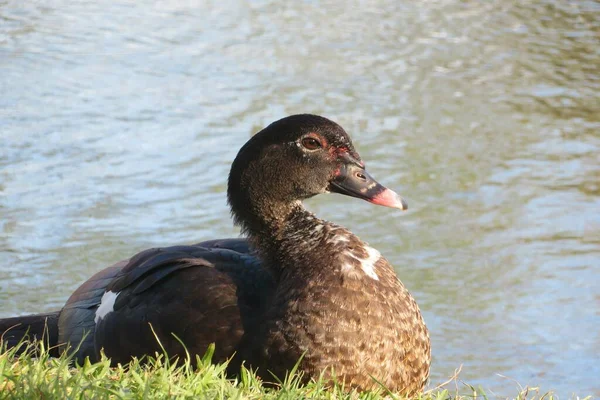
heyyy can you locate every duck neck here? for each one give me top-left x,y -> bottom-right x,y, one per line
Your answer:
242,202 -> 324,279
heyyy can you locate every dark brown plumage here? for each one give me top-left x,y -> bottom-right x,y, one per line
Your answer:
0,114 -> 430,395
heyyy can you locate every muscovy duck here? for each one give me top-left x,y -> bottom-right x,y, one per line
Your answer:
0,114 -> 430,394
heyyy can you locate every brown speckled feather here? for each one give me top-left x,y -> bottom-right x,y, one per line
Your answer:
239,210 -> 430,394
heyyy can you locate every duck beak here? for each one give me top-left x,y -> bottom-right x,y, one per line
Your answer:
329,157 -> 408,210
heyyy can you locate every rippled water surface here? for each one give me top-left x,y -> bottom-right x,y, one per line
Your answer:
1,0 -> 599,397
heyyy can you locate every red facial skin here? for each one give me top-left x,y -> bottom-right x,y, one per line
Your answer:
304,133 -> 407,210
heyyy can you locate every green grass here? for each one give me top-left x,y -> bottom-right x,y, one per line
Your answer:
0,340 -> 579,400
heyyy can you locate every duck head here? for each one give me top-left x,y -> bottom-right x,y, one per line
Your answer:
228,114 -> 407,234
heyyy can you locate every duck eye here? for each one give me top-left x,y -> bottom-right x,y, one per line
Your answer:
301,137 -> 322,150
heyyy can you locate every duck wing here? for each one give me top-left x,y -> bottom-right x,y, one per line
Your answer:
57,261 -> 127,362
57,239 -> 272,365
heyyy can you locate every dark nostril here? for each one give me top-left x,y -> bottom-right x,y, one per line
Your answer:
355,172 -> 366,180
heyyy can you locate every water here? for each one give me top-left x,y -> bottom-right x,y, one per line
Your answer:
1,0 -> 598,397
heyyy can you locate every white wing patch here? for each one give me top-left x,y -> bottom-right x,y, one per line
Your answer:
95,291 -> 120,324
361,246 -> 381,280
342,245 -> 381,281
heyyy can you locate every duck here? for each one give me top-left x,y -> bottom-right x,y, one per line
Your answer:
0,114 -> 431,395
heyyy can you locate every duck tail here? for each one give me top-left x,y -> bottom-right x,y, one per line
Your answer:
0,312 -> 60,357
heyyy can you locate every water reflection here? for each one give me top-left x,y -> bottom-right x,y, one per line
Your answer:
1,0 -> 598,397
